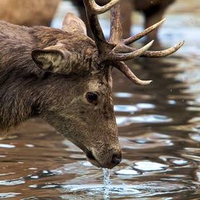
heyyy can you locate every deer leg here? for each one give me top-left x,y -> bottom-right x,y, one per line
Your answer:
143,8 -> 165,47
120,0 -> 134,38
77,6 -> 94,37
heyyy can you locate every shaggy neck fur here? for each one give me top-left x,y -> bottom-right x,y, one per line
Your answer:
0,21 -> 69,130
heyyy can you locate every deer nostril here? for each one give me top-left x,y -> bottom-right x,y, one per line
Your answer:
86,149 -> 122,168
86,150 -> 96,160
111,152 -> 122,165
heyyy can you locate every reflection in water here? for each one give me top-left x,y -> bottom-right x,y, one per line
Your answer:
0,1 -> 200,200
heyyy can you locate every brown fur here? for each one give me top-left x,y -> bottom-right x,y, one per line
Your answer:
0,15 -> 121,169
0,0 -> 60,26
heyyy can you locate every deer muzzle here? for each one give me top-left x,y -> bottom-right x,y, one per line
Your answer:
85,147 -> 122,169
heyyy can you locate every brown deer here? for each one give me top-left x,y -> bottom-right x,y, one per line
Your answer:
0,0 -> 60,26
0,0 -> 183,169
72,0 -> 175,41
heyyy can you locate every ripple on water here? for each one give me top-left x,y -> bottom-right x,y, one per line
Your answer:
114,92 -> 133,98
114,103 -> 155,114
132,161 -> 168,172
116,115 -> 172,126
60,184 -> 141,198
115,169 -> 140,176
59,181 -> 193,199
57,164 -> 191,199
0,193 -> 21,199
120,132 -> 173,150
114,105 -> 138,113
160,156 -> 189,166
189,133 -> 200,142
0,144 -> 15,148
0,178 -> 25,186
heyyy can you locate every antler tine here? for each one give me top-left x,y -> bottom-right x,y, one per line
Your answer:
109,3 -> 122,44
87,0 -> 120,14
115,61 -> 152,86
112,41 -> 184,59
141,41 -> 185,57
124,19 -> 166,45
83,1 -> 183,86
110,40 -> 154,61
83,0 -> 120,55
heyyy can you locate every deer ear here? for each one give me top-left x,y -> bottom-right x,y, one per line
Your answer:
32,46 -> 72,74
62,12 -> 87,35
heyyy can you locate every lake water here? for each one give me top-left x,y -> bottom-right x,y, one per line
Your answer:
0,1 -> 200,199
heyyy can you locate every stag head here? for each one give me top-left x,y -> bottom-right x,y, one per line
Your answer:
31,0 -> 183,169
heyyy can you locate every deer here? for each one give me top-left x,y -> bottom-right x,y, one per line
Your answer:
0,0 -> 60,26
72,0 -> 175,41
0,0 -> 183,169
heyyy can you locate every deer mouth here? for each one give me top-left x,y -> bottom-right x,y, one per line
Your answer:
85,149 -> 122,169
85,149 -> 102,168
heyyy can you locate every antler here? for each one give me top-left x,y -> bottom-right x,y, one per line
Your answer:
83,0 -> 184,85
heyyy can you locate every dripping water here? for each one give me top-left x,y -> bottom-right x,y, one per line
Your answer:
102,168 -> 111,200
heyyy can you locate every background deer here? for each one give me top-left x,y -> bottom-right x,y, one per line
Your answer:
72,0 -> 175,42
0,0 -> 183,169
0,0 -> 60,26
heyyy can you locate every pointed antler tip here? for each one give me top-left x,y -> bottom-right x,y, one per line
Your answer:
143,40 -> 154,51
127,76 -> 153,86
178,40 -> 185,46
149,40 -> 154,45
173,40 -> 185,51
161,18 -> 166,22
138,79 -> 152,86
92,0 -> 121,14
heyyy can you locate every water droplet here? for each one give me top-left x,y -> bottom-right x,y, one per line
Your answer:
102,168 -> 111,200
102,168 -> 111,186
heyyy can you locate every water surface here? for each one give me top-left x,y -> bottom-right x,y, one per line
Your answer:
0,1 -> 200,199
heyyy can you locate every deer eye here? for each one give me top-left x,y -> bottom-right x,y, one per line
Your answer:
86,92 -> 98,105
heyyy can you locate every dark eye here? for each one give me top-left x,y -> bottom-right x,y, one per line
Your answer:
86,92 -> 98,105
